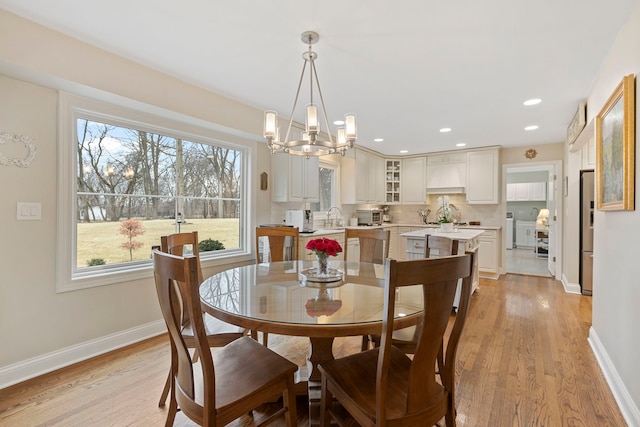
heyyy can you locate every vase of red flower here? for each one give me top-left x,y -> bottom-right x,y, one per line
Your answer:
305,237 -> 343,276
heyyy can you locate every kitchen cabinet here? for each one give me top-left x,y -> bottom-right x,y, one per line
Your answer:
396,226 -> 424,260
385,159 -> 401,204
345,237 -> 360,262
515,220 -> 536,248
342,149 -> 384,204
506,182 -> 546,202
271,154 -> 319,202
401,157 -> 427,203
478,229 -> 499,278
530,182 -> 547,201
466,149 -> 499,204
386,226 -> 397,259
426,153 -> 466,193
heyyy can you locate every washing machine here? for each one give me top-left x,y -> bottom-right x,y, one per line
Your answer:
506,212 -> 514,249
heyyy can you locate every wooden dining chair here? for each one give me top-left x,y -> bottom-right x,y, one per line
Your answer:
156,231 -> 247,412
365,234 -> 459,352
343,228 -> 391,351
152,249 -> 298,427
255,226 -> 300,346
255,226 -> 300,263
319,252 -> 475,427
343,227 -> 390,265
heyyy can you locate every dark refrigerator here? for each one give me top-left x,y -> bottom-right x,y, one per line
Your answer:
580,170 -> 594,296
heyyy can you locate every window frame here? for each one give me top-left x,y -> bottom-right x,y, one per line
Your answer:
312,159 -> 342,226
57,93 -> 255,292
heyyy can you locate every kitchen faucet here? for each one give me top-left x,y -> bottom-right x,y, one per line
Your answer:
326,206 -> 343,228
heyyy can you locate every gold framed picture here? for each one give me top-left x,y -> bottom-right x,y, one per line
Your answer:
595,74 -> 635,211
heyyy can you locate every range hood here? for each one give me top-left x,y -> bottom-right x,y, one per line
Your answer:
426,186 -> 465,194
425,162 -> 466,194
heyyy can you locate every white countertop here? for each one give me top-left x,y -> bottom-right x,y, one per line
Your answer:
399,228 -> 485,240
299,223 -> 499,237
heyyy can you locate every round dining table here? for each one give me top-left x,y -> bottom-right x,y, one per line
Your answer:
199,259 -> 424,425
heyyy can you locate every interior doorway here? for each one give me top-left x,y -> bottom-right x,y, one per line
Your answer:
502,161 -> 563,279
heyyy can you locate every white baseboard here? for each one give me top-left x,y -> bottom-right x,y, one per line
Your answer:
0,320 -> 167,390
561,274 -> 582,294
589,327 -> 640,427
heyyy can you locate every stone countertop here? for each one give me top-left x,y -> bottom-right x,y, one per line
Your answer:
299,223 -> 499,238
399,228 -> 485,240
384,223 -> 501,230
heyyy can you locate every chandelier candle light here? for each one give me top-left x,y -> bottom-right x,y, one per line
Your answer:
263,31 -> 357,157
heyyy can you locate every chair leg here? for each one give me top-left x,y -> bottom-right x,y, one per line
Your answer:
158,369 -> 171,407
319,375 -> 333,427
361,335 -> 370,351
262,332 -> 269,347
283,378 -> 297,427
164,375 -> 178,427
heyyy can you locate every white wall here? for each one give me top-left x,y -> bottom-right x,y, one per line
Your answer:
0,10 -> 268,387
565,2 -> 640,423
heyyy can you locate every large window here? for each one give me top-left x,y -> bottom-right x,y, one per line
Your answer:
57,94 -> 252,291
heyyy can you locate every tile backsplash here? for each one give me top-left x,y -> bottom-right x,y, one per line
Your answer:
270,194 -> 503,228
387,194 -> 502,226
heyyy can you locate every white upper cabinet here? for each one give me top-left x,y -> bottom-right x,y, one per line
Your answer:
530,182 -> 546,201
342,149 -> 384,204
426,153 -> 467,194
401,157 -> 426,204
466,149 -> 499,204
385,159 -> 402,204
272,154 -> 319,202
506,182 -> 546,202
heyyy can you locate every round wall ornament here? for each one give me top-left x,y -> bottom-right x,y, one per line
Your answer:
525,148 -> 537,159
0,132 -> 37,167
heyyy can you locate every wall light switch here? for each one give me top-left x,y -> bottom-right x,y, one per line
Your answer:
17,202 -> 41,220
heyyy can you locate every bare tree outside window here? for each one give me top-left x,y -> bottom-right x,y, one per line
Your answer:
76,118 -> 243,268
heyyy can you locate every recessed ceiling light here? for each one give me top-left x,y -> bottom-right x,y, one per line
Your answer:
523,98 -> 542,106
333,120 -> 345,126
525,125 -> 539,131
400,150 -> 408,154
374,138 -> 384,142
456,143 -> 466,147
439,127 -> 452,133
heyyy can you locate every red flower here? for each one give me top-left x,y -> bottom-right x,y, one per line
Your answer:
305,237 -> 343,257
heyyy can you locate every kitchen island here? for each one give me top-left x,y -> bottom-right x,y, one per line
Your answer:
400,228 -> 484,302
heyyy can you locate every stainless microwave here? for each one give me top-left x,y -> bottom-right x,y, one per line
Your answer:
356,209 -> 383,226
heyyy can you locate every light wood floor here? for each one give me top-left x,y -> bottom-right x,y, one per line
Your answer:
0,274 -> 626,426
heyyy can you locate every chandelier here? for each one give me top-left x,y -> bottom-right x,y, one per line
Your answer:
263,31 -> 357,157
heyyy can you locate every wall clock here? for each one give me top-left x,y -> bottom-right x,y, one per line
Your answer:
525,149 -> 537,159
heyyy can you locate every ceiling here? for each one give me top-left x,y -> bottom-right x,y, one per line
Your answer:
0,0 -> 636,156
